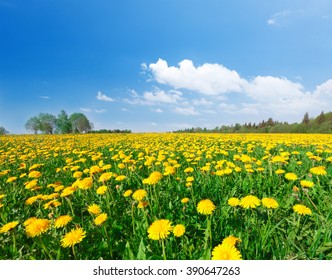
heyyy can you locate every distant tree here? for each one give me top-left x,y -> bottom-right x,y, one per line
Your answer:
56,110 -> 72,134
69,113 -> 92,133
25,116 -> 42,134
302,112 -> 310,124
0,126 -> 9,135
316,111 -> 325,125
38,113 -> 57,134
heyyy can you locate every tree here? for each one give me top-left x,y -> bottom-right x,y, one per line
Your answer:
0,126 -> 9,135
56,110 -> 72,134
69,113 -> 92,133
316,111 -> 325,125
25,116 -> 42,134
38,113 -> 57,134
302,112 -> 310,124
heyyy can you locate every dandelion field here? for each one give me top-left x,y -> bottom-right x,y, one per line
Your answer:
1,133 -> 332,260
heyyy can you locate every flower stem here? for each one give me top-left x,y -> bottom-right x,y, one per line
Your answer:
161,239 -> 167,260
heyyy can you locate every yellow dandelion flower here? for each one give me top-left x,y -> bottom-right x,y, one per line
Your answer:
143,171 -> 163,185
173,224 -> 185,237
132,189 -> 147,201
239,195 -> 260,209
78,177 -> 93,190
211,243 -> 242,260
115,175 -> 127,181
285,172 -> 298,181
6,176 -> 17,183
96,185 -> 108,195
275,169 -> 285,175
197,199 -> 216,215
181,197 -> 189,204
0,221 -> 19,233
73,171 -> 83,178
89,165 -> 103,175
54,215 -> 73,228
123,190 -> 133,197
99,172 -> 113,182
300,180 -> 314,188
137,201 -> 149,208
293,204 -> 312,215
222,235 -> 241,247
88,204 -> 102,215
94,213 -> 108,226
184,167 -> 194,173
29,163 -> 43,170
147,219 -> 173,240
186,176 -> 194,182
118,163 -> 126,169
28,170 -> 41,178
228,197 -> 240,207
25,179 -> 38,190
310,166 -> 327,176
60,228 -> 86,247
24,217 -> 37,226
25,219 -> 50,237
261,198 -> 279,209
0,194 -> 5,199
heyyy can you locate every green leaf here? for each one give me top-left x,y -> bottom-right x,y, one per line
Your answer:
124,241 -> 135,260
136,238 -> 147,260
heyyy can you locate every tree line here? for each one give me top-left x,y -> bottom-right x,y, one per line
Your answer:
25,110 -> 93,134
173,111 -> 332,134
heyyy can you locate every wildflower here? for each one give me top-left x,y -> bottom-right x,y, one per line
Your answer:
25,195 -> 42,205
293,204 -> 312,215
73,171 -> 83,178
0,221 -> 19,233
184,167 -> 194,173
6,176 -> 17,183
310,166 -> 327,176
197,199 -> 216,215
275,169 -> 285,175
143,171 -> 163,185
211,243 -> 242,260
132,189 -> 147,201
285,172 -> 298,181
28,171 -> 41,178
60,228 -> 86,247
173,224 -> 185,237
228,197 -> 240,207
115,175 -> 127,181
78,177 -> 93,190
181,197 -> 189,204
25,179 -> 38,190
94,213 -> 108,226
88,204 -> 102,215
25,219 -> 50,237
99,172 -> 113,182
96,185 -> 108,195
123,190 -> 133,197
300,180 -> 314,188
239,195 -> 260,209
89,165 -> 103,175
222,235 -> 241,247
147,219 -> 173,240
118,163 -> 126,169
54,215 -> 73,228
137,201 -> 149,208
60,186 -> 76,197
261,198 -> 279,209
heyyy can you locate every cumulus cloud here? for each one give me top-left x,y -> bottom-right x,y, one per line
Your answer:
151,108 -> 163,113
143,89 -> 183,104
148,59 -> 247,95
173,106 -> 200,116
97,91 -> 114,102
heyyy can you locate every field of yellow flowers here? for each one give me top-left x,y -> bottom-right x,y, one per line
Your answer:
0,133 -> 332,260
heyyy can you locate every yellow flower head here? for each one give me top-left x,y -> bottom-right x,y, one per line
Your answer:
310,166 -> 327,176
123,190 -> 133,197
0,221 -> 19,234
197,199 -> 216,215
115,175 -> 127,181
88,204 -> 102,215
181,197 -> 189,204
60,228 -> 86,247
96,185 -> 108,195
211,243 -> 242,260
54,215 -> 73,228
261,198 -> 279,209
173,224 -> 185,237
228,197 -> 240,207
285,172 -> 298,181
137,201 -> 149,209
147,219 -> 173,240
25,219 -> 50,237
78,177 -> 93,190
143,171 -> 163,185
293,204 -> 312,215
99,172 -> 113,182
132,189 -> 147,201
239,195 -> 260,209
94,213 -> 108,226
300,180 -> 314,188
28,170 -> 41,178
222,235 -> 241,247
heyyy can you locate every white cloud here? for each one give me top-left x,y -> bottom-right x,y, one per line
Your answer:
151,108 -> 163,113
143,88 -> 183,104
173,106 -> 200,116
97,91 -> 114,102
39,95 -> 50,99
80,108 -> 92,112
267,10 -> 291,26
95,109 -> 107,113
148,59 -> 247,95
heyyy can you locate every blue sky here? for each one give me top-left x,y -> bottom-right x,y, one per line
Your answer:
1,0 -> 332,133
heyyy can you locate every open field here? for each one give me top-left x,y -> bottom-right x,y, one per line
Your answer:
0,133 -> 332,260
